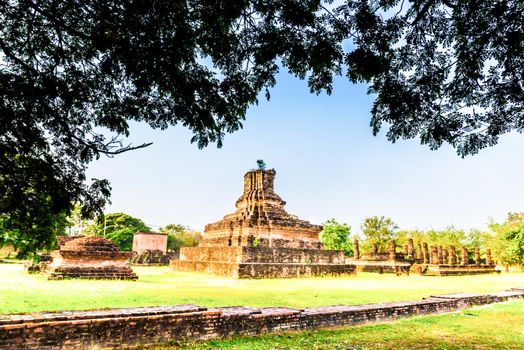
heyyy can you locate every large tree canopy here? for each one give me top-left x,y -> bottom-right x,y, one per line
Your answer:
1,0 -> 523,253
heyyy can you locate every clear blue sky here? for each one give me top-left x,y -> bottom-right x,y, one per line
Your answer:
86,71 -> 524,233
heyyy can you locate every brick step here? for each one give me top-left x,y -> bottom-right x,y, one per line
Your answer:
47,272 -> 138,280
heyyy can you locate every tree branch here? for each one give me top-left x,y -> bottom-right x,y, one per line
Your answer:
411,0 -> 435,26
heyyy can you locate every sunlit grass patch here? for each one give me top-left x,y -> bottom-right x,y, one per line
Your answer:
0,263 -> 522,314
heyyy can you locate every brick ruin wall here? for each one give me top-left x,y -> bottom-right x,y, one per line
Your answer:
180,246 -> 346,264
172,246 -> 355,278
131,250 -> 179,265
46,237 -> 138,280
1,289 -> 522,349
351,240 -> 498,276
132,233 -> 168,254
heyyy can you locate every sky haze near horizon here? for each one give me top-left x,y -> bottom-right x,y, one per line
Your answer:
86,71 -> 524,234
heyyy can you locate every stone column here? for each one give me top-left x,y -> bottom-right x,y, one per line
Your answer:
486,249 -> 493,266
417,243 -> 423,261
389,240 -> 396,261
474,247 -> 481,266
442,249 -> 448,265
423,243 -> 430,264
353,239 -> 360,260
372,243 -> 378,255
461,246 -> 468,266
430,246 -> 439,265
437,245 -> 443,265
448,245 -> 457,266
408,239 -> 415,260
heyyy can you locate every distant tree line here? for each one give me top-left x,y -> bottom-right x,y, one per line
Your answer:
320,214 -> 524,269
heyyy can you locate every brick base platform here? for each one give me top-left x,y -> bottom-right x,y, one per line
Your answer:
351,260 -> 412,275
171,246 -> 356,278
424,264 -> 498,276
171,260 -> 356,278
46,237 -> 138,280
1,288 -> 523,349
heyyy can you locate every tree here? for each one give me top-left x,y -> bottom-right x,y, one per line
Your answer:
256,159 -> 267,171
0,209 -> 69,258
488,213 -> 524,269
160,224 -> 202,251
319,219 -> 353,256
2,1 -> 523,253
360,215 -> 398,252
83,212 -> 151,251
66,204 -> 95,236
424,227 -> 467,248
396,227 -> 488,252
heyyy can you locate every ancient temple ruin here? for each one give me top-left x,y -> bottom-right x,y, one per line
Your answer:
130,232 -> 176,265
350,239 -> 411,275
133,232 -> 168,254
171,169 -> 355,278
351,239 -> 497,276
422,245 -> 497,276
45,236 -> 138,280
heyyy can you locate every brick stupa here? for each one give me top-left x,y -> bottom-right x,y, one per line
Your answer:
170,169 -> 355,278
46,237 -> 138,280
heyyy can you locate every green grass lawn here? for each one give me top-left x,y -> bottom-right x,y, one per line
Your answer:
1,264 -> 523,314
151,301 -> 524,350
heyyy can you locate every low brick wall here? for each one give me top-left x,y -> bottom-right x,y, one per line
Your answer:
1,289 -> 523,349
171,260 -> 356,278
424,264 -> 498,276
179,246 -> 345,264
174,246 -> 353,278
351,260 -> 412,275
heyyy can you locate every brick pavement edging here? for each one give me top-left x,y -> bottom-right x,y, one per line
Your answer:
1,288 -> 523,349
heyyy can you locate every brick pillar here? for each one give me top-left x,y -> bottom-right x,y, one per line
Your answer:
403,244 -> 409,256
442,249 -> 448,265
408,239 -> 415,260
423,243 -> 430,264
353,239 -> 360,260
430,246 -> 439,265
372,243 -> 378,255
437,246 -> 443,265
474,247 -> 481,266
449,245 -> 457,266
486,249 -> 493,266
389,240 -> 396,261
461,246 -> 468,266
417,243 -> 423,261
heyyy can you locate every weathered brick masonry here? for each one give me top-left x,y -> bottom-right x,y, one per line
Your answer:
1,289 -> 523,349
45,237 -> 138,280
172,169 -> 354,278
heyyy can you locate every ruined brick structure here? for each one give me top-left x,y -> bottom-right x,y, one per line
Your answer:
23,236 -> 82,274
171,169 -> 355,278
132,232 -> 168,254
131,250 -> 179,265
57,235 -> 84,247
1,289 -> 522,349
351,240 -> 497,276
200,169 -> 322,249
23,254 -> 53,274
131,232 -> 174,265
424,245 -> 497,276
45,237 -> 138,280
350,240 -> 411,275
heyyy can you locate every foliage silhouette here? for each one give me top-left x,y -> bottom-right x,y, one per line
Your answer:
1,1 -> 523,252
